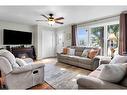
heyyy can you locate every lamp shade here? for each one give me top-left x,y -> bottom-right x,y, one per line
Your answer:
108,33 -> 117,41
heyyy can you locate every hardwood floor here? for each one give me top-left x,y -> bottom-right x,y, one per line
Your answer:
30,82 -> 54,90
34,58 -> 91,89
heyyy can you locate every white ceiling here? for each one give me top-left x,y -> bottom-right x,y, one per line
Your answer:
0,6 -> 127,28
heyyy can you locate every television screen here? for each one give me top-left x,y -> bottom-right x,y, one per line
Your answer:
3,29 -> 32,45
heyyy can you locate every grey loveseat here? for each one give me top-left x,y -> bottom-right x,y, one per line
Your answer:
57,46 -> 101,70
77,58 -> 127,89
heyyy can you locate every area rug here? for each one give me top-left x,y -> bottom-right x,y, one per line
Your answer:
44,63 -> 91,89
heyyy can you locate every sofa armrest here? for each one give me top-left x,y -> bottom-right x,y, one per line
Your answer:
100,59 -> 111,65
57,53 -> 60,56
22,58 -> 33,63
12,63 -> 45,73
93,56 -> 111,65
0,57 -> 13,75
91,57 -> 100,70
77,76 -> 126,89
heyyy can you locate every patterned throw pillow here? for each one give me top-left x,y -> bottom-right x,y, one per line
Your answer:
81,49 -> 89,57
67,48 -> 75,56
88,49 -> 98,59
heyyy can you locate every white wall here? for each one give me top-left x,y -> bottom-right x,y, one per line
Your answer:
56,25 -> 72,53
0,21 -> 56,60
0,20 -> 71,60
0,21 -> 34,48
34,25 -> 56,60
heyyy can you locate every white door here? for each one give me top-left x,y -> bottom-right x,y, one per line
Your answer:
42,30 -> 55,58
56,30 -> 64,53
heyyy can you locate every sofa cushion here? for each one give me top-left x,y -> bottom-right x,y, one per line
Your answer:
78,57 -> 93,65
98,64 -> 126,83
109,55 -> 127,64
59,54 -> 70,59
77,76 -> 126,89
68,56 -> 81,61
89,69 -> 101,78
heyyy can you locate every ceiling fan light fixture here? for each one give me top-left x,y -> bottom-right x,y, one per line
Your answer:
37,14 -> 64,25
48,19 -> 55,25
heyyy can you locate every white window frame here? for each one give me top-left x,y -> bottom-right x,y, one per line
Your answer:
76,26 -> 89,46
77,19 -> 119,56
88,20 -> 119,56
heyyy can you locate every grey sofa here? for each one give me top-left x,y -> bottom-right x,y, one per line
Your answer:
57,46 -> 101,70
0,49 -> 45,89
77,59 -> 127,89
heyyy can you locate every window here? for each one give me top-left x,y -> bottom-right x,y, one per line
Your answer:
107,24 -> 119,56
76,27 -> 88,46
90,26 -> 104,55
76,20 -> 119,56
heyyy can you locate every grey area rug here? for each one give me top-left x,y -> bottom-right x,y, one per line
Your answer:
44,63 -> 90,89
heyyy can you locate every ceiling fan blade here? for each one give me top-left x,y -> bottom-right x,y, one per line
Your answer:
55,21 -> 64,24
41,14 -> 49,19
55,17 -> 64,20
36,20 -> 48,21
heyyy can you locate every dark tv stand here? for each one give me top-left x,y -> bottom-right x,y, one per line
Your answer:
11,46 -> 36,60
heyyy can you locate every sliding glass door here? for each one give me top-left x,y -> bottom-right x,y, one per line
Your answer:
76,21 -> 119,56
107,24 -> 119,56
90,26 -> 104,55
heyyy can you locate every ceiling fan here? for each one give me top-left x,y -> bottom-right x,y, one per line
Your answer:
36,13 -> 64,25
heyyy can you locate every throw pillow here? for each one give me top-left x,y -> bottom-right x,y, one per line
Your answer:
109,55 -> 127,64
81,49 -> 89,57
63,48 -> 68,54
88,49 -> 98,59
98,64 -> 126,83
16,58 -> 28,66
67,48 -> 75,56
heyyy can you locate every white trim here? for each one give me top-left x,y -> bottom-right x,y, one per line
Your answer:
77,15 -> 119,27
104,25 -> 108,56
89,20 -> 119,28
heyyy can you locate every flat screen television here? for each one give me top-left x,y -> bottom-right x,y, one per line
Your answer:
3,29 -> 32,45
